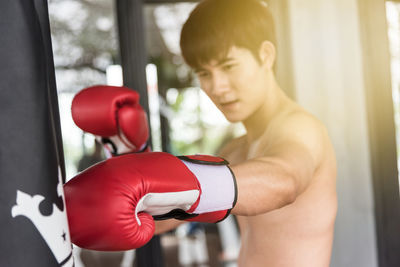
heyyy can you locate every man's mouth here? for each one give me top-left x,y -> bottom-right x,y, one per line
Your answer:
220,100 -> 239,108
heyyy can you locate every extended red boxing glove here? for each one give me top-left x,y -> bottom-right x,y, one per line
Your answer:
64,152 -> 237,251
71,85 -> 149,155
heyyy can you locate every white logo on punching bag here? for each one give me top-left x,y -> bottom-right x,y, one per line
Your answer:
11,180 -> 73,267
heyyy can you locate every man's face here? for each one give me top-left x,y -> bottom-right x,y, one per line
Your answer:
194,46 -> 269,122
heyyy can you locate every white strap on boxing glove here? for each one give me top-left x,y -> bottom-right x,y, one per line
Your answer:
135,154 -> 237,223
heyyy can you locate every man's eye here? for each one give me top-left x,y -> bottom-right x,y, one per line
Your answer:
197,72 -> 210,78
222,64 -> 235,71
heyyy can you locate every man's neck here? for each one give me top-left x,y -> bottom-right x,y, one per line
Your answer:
243,79 -> 292,143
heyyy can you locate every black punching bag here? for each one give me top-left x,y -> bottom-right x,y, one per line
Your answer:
0,0 -> 72,266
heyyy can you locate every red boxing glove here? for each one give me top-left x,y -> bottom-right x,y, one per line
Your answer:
64,152 -> 237,251
71,85 -> 150,155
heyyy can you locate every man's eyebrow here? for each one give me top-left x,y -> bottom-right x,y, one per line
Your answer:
194,58 -> 236,72
216,57 -> 235,65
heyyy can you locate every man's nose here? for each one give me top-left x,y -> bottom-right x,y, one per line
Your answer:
210,74 -> 230,97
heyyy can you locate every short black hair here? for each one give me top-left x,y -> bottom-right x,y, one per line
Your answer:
180,0 -> 276,70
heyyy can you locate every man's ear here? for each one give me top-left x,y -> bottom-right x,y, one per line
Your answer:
258,41 -> 276,70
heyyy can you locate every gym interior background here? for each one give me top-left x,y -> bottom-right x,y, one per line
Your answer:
48,0 -> 400,266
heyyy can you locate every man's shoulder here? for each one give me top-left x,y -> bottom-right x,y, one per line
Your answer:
272,107 -> 328,139
268,107 -> 332,163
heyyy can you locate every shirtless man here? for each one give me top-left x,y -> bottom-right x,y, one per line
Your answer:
161,1 -> 337,265
64,0 -> 337,266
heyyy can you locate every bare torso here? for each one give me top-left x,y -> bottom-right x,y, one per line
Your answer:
220,106 -> 337,267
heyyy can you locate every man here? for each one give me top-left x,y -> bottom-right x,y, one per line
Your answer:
64,0 -> 337,266
179,1 -> 338,266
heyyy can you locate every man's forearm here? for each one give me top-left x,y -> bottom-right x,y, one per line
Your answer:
154,219 -> 186,235
230,158 -> 298,216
